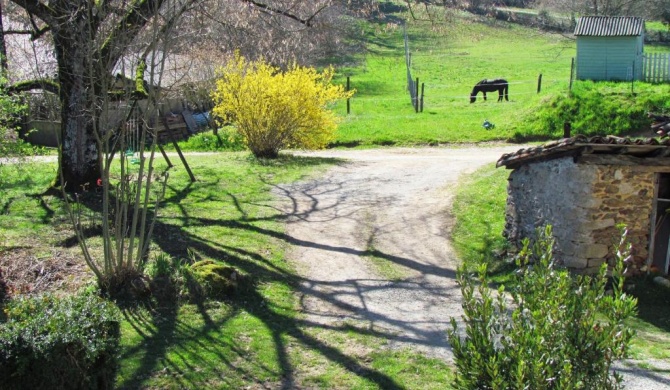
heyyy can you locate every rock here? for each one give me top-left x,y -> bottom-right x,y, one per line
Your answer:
653,276 -> 670,289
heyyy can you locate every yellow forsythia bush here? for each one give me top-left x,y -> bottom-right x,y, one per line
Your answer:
211,53 -> 353,158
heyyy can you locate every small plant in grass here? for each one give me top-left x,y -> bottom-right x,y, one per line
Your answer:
448,225 -> 637,389
144,252 -> 191,300
211,52 -> 354,158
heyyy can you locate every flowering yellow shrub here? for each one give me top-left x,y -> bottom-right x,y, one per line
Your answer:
211,53 -> 353,158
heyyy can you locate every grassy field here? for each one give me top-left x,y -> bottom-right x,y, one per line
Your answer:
331,7 -> 670,146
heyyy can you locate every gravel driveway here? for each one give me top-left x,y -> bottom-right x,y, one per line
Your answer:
276,145 -> 670,389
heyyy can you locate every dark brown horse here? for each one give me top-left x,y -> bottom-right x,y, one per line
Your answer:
470,79 -> 509,103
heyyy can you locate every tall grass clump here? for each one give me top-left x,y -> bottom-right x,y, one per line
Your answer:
512,81 -> 670,141
449,225 -> 637,389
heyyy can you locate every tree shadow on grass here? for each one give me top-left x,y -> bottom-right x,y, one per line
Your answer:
58,155 -> 455,389
117,220 -> 410,389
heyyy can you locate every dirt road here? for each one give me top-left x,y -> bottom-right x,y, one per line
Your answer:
277,145 -> 521,360
277,145 -> 670,389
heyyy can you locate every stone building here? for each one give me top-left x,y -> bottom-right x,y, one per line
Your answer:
497,135 -> 670,275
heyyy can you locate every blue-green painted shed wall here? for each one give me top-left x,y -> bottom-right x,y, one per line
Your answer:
576,36 -> 644,80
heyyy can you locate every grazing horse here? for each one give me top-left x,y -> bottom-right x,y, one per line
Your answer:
470,79 -> 509,103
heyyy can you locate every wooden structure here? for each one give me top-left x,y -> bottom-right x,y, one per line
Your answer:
497,135 -> 670,276
574,16 -> 645,81
125,103 -> 214,183
21,91 -> 214,183
643,53 -> 670,83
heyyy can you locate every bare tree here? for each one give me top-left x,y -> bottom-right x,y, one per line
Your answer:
2,0 -> 340,192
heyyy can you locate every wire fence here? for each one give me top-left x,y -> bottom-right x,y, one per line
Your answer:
343,24 -> 665,115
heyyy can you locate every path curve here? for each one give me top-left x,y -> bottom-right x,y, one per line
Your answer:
277,146 -> 521,360
276,146 -> 670,389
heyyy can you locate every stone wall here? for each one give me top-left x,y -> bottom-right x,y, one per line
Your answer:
588,164 -> 655,274
504,155 -> 663,274
505,157 -> 595,269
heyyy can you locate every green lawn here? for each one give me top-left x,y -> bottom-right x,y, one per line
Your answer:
1,155 -> 454,389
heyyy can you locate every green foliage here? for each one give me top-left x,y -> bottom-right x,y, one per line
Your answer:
145,252 -> 184,280
0,291 -> 121,389
212,52 -> 354,158
170,128 -> 246,152
0,268 -> 7,307
448,225 -> 638,390
512,81 -> 670,141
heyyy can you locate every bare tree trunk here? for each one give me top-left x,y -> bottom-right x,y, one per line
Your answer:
0,3 -> 8,73
58,83 -> 101,192
52,6 -> 102,192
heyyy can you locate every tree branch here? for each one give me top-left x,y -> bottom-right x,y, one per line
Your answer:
243,0 -> 321,27
98,0 -> 167,71
8,0 -> 54,24
8,78 -> 60,94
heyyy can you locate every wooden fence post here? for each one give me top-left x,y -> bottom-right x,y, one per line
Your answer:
564,122 -> 571,138
537,73 -> 542,94
415,77 -> 419,113
420,83 -> 425,113
569,58 -> 575,94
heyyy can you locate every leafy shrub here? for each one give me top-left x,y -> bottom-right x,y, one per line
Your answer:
0,291 -> 121,389
212,52 -> 354,158
448,225 -> 637,389
0,74 -> 29,159
173,128 -> 246,152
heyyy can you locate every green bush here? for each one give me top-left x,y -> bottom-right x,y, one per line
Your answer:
174,128 -> 246,152
0,291 -> 121,390
448,225 -> 637,389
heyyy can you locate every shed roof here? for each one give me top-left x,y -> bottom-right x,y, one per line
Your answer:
574,16 -> 644,37
497,135 -> 670,169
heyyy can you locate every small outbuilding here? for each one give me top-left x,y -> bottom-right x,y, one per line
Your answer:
497,135 -> 670,275
574,16 -> 645,81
